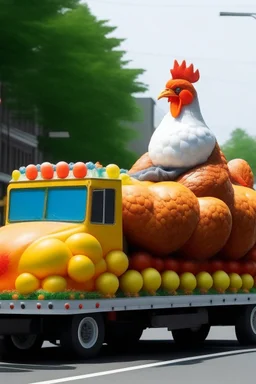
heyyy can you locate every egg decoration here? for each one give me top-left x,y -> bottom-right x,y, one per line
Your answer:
66,277 -> 95,292
42,275 -> 67,293
196,272 -> 213,293
105,250 -> 129,277
94,259 -> 107,279
229,273 -> 242,292
179,260 -> 200,275
73,162 -> 87,178
106,164 -> 120,179
152,258 -> 165,272
141,267 -> 161,293
65,233 -> 103,264
12,169 -> 20,181
18,238 -> 72,279
41,162 -> 54,179
161,271 -> 180,293
25,164 -> 38,180
56,161 -> 69,179
119,270 -> 143,295
129,252 -> 153,271
119,173 -> 132,185
212,271 -> 230,293
83,279 -> 95,292
15,273 -> 40,295
95,272 -> 119,296
68,255 -> 95,283
179,272 -> 197,293
164,258 -> 180,273
241,274 -> 254,292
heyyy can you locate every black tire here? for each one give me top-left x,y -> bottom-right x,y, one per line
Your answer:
105,323 -> 143,350
235,305 -> 256,346
60,314 -> 105,359
1,334 -> 43,358
172,324 -> 210,347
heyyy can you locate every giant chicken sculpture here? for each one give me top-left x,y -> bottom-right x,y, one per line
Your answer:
122,60 -> 256,265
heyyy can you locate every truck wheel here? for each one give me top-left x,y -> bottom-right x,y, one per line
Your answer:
105,323 -> 143,350
235,305 -> 256,346
172,324 -> 210,347
2,334 -> 43,358
60,314 -> 105,359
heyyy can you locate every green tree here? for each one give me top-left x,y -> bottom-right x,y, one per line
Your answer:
221,128 -> 256,175
0,0 -> 146,168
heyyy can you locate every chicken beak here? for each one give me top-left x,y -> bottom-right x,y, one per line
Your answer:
157,88 -> 182,118
157,88 -> 177,101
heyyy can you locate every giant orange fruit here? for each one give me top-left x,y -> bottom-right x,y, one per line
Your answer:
222,186 -> 256,260
181,197 -> 232,260
122,182 -> 199,256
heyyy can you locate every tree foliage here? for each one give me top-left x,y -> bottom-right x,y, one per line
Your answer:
0,0 -> 147,168
221,128 -> 256,176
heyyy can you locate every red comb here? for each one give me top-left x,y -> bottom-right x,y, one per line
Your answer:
170,60 -> 200,83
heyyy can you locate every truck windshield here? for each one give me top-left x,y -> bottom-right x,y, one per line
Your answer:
8,186 -> 87,223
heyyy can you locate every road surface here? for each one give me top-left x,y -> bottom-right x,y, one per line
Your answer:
1,327 -> 256,384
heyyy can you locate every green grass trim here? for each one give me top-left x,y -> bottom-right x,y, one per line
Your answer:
0,287 -> 256,301
0,290 -> 102,301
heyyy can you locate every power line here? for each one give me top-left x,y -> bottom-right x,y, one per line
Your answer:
89,0 -> 256,8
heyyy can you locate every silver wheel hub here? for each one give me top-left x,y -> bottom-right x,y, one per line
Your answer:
250,307 -> 256,334
78,317 -> 98,349
11,334 -> 37,350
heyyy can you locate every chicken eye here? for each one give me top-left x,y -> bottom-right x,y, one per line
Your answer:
174,87 -> 182,95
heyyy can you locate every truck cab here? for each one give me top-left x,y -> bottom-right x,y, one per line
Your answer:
6,175 -> 123,256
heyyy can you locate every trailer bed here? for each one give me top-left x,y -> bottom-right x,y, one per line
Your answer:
0,293 -> 255,315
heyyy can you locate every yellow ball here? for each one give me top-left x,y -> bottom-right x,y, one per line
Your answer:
119,174 -> 132,185
180,272 -> 197,292
106,164 -> 120,179
229,273 -> 242,291
105,250 -> 129,277
12,170 -> 20,181
212,271 -> 230,291
95,272 -> 119,295
141,268 -> 161,292
161,271 -> 180,292
196,272 -> 213,291
19,238 -> 72,279
68,255 -> 95,283
42,276 -> 67,293
15,273 -> 40,295
241,274 -> 254,291
120,270 -> 143,294
94,259 -> 107,279
65,233 -> 103,264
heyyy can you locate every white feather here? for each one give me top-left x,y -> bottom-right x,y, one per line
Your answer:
148,95 -> 216,168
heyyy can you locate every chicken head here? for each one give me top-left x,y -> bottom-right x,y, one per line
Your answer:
158,60 -> 199,118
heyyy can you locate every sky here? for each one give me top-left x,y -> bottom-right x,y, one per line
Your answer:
86,0 -> 256,145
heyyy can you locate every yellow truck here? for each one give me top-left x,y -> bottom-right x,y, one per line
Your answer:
0,161 -> 256,359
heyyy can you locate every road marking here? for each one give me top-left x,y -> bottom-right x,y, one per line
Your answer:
29,347 -> 256,384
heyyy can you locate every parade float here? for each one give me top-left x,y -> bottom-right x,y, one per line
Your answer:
1,60 -> 256,359
1,59 -> 256,301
